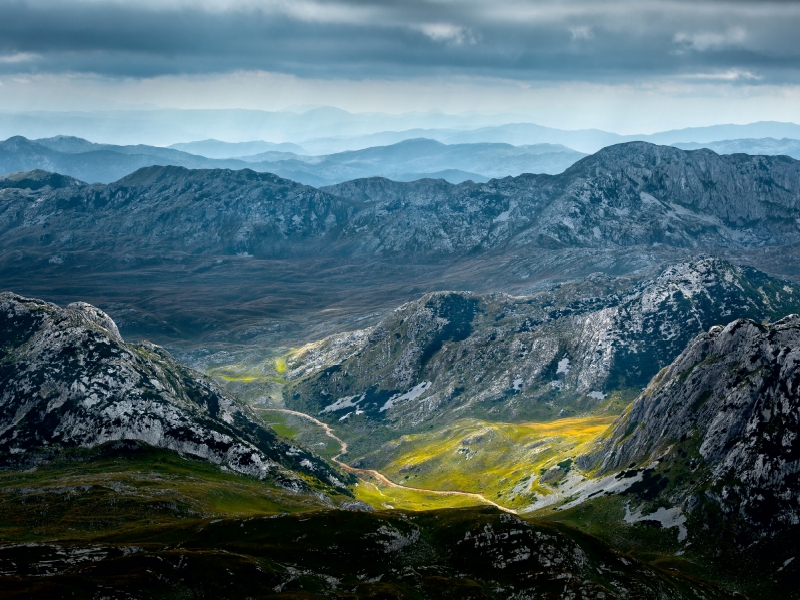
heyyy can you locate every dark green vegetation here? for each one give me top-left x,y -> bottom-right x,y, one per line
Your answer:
0,453 -> 734,600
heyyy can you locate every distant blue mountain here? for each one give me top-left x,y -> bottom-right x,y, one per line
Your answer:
0,136 -> 586,185
672,137 -> 800,160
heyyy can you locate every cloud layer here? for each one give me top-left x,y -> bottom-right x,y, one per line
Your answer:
1,0 -> 799,84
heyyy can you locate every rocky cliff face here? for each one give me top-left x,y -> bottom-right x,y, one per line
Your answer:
580,313 -> 800,530
0,292 -> 347,491
285,259 -> 800,439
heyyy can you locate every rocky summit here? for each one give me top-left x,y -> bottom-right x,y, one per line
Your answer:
0,292 -> 348,492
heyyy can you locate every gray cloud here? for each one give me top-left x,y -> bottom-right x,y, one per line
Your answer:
0,0 -> 799,84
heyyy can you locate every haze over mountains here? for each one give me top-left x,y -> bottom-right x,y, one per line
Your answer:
3,107 -> 800,153
0,135 -> 585,185
673,138 -> 800,159
5,0 -> 800,593
4,128 -> 800,598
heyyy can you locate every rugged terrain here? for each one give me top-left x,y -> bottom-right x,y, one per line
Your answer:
2,141 -> 800,345
0,292 -> 348,492
0,294 -> 743,599
281,259 -> 800,453
3,142 -> 800,265
499,313 -> 800,599
0,501 -> 732,600
581,312 -> 800,532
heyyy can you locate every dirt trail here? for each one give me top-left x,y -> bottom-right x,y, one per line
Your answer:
255,407 -> 517,515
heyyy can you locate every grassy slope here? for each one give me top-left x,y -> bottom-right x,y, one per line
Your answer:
0,504 -> 735,600
0,443 -> 336,544
356,416 -> 615,510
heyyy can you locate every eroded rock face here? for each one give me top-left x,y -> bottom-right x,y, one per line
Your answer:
582,314 -> 800,528
0,292 -> 346,491
286,259 -> 800,434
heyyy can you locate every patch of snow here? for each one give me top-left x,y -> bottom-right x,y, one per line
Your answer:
587,391 -> 606,400
556,356 -> 571,375
380,381 -> 432,412
521,470 -> 645,514
624,503 -> 687,542
512,378 -> 523,391
592,226 -> 601,239
493,209 -> 511,223
321,393 -> 365,414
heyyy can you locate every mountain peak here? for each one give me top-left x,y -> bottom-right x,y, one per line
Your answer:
0,169 -> 86,190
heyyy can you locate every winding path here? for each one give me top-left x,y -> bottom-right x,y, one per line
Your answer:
255,407 -> 517,514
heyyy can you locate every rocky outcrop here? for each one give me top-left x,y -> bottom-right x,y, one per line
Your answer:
581,313 -> 800,529
285,259 -> 800,436
0,292 -> 348,491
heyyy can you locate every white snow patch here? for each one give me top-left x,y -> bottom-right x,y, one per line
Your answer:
321,393 -> 365,414
556,357 -> 571,375
521,470 -> 644,514
512,378 -> 523,391
624,504 -> 687,542
778,557 -> 795,572
592,226 -> 602,239
587,391 -> 606,400
493,209 -> 511,223
380,381 -> 432,412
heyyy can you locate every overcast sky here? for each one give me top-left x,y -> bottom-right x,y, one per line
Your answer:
1,0 -> 799,132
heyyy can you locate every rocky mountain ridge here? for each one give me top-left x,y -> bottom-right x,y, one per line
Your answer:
580,313 -> 800,531
325,142 -> 800,255
2,142 -> 800,266
0,292 -> 348,491
283,259 -> 800,447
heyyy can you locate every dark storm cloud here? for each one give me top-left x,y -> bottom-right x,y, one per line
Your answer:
1,0 -> 799,83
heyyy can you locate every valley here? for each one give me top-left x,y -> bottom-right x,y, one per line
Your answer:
3,140 -> 800,597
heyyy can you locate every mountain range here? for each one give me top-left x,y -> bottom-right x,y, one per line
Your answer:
3,142 -> 799,262
4,136 -> 800,597
673,137 -> 800,159
283,259 -> 800,454
3,107 -> 800,153
2,140 -> 800,347
0,135 -> 585,185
